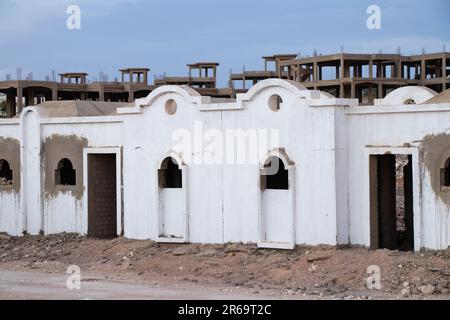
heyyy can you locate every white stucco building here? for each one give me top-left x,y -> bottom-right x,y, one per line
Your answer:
1,79 -> 450,251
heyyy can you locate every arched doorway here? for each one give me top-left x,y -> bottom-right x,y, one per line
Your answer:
157,155 -> 187,242
259,154 -> 295,249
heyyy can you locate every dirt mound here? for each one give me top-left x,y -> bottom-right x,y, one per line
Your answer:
0,233 -> 449,299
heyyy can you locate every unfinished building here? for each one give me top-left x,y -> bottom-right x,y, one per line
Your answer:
1,79 -> 450,251
2,51 -> 448,118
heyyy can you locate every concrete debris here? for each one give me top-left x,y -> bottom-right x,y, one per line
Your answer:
418,284 -> 435,294
0,234 -> 449,299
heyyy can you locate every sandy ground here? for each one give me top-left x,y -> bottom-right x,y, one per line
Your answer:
0,233 -> 449,300
0,270 -> 278,300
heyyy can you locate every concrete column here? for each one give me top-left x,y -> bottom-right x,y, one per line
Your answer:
368,85 -> 374,104
128,91 -> 134,103
98,87 -> 105,101
339,83 -> 344,98
27,89 -> 35,106
52,87 -> 58,101
350,82 -> 355,99
396,60 -> 402,78
421,59 -> 426,80
6,91 -> 15,118
17,85 -> 23,113
369,59 -> 373,79
313,62 -> 317,82
378,83 -> 383,98
442,56 -> 447,87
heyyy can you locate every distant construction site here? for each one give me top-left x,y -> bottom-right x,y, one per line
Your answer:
1,51 -> 449,118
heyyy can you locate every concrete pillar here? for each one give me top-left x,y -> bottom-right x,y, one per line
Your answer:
26,89 -> 35,106
350,82 -> 355,99
17,85 -> 23,113
52,87 -> 58,101
98,87 -> 105,101
313,62 -> 317,82
421,59 -> 426,80
6,91 -> 15,118
442,56 -> 447,90
128,91 -> 134,103
369,59 -> 373,79
396,60 -> 402,78
339,83 -> 344,98
378,83 -> 383,98
340,57 -> 345,79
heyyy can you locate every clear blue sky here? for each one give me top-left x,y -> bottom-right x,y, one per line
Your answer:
0,0 -> 449,86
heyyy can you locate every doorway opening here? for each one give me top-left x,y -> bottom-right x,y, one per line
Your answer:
369,154 -> 414,251
87,154 -> 117,238
157,156 -> 186,241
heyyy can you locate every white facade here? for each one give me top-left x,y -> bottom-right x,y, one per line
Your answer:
0,79 -> 449,250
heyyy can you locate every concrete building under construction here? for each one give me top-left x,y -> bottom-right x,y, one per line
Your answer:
0,51 -> 449,118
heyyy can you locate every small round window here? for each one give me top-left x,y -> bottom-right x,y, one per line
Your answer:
404,99 -> 416,105
268,94 -> 283,112
165,99 -> 177,115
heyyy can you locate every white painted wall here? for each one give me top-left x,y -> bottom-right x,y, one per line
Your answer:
0,81 -> 449,250
346,104 -> 450,250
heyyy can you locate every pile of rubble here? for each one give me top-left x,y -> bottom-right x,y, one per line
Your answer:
0,233 -> 449,299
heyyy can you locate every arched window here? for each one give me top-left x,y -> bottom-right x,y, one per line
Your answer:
0,159 -> 13,185
261,156 -> 288,190
268,94 -> 283,112
441,157 -> 450,188
55,158 -> 76,186
159,157 -> 182,188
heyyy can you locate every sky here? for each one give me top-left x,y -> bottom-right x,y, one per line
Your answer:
0,0 -> 449,86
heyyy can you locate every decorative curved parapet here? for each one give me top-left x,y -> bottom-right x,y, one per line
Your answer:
374,86 -> 437,106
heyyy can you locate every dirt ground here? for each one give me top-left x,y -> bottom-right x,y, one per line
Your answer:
0,233 -> 449,300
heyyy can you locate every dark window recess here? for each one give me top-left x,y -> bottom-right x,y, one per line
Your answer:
262,156 -> 288,190
159,157 -> 182,189
55,158 -> 76,186
441,158 -> 450,187
0,159 -> 13,185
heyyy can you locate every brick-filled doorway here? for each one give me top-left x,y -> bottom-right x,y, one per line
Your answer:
87,154 -> 117,238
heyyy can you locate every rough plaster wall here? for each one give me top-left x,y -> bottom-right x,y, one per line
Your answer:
420,134 -> 450,249
0,137 -> 21,235
42,134 -> 87,234
41,122 -> 123,235
347,109 -> 450,249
